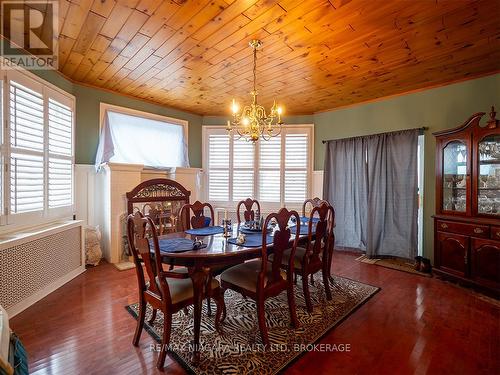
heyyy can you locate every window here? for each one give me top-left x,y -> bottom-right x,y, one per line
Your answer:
95,104 -> 189,169
203,125 -> 313,208
0,68 -> 75,227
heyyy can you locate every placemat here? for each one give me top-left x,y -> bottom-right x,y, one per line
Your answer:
153,238 -> 207,253
227,234 -> 274,247
185,226 -> 224,236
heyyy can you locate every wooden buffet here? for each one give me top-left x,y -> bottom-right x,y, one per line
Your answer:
433,107 -> 500,296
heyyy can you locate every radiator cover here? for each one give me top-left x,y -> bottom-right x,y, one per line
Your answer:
0,226 -> 82,311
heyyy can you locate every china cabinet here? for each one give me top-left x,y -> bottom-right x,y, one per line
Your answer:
433,107 -> 500,296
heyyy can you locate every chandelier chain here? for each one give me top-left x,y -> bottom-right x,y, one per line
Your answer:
253,45 -> 257,95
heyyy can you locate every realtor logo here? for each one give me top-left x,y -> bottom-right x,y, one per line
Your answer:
1,0 -> 58,69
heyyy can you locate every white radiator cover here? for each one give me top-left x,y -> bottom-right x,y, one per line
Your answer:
0,222 -> 84,317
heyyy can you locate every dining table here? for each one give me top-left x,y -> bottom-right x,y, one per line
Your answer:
155,220 -> 317,364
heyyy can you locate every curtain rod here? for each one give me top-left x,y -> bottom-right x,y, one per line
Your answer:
321,126 -> 428,144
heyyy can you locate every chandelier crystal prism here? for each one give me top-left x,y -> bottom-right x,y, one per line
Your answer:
226,39 -> 284,143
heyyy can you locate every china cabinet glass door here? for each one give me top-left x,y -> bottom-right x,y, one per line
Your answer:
442,141 -> 468,213
477,135 -> 500,216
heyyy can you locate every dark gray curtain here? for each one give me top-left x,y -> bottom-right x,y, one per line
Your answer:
365,129 -> 419,259
323,137 -> 367,250
323,129 -> 419,259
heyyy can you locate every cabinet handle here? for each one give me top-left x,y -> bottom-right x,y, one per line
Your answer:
440,223 -> 448,229
464,255 -> 468,265
474,228 -> 484,234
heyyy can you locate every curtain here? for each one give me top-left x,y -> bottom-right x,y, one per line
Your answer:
323,129 -> 419,259
365,129 -> 419,259
95,110 -> 189,170
323,137 -> 367,250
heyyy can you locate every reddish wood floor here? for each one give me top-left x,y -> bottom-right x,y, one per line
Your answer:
10,251 -> 500,375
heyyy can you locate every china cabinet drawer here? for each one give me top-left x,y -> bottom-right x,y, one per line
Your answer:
436,220 -> 489,238
491,226 -> 500,241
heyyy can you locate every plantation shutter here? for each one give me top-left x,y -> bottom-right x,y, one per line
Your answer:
259,136 -> 281,202
9,80 -> 45,213
232,135 -> 254,201
48,98 -> 73,208
284,133 -> 309,202
208,132 -> 230,201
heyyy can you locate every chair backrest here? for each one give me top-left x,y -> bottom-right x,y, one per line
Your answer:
126,212 -> 171,301
179,201 -> 215,231
305,203 -> 335,263
261,208 -> 300,287
302,197 -> 329,217
236,198 -> 261,223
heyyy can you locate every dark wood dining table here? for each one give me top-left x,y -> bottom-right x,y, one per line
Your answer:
156,223 -> 312,364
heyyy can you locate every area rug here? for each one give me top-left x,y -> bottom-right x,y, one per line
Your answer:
355,255 -> 432,277
126,275 -> 379,375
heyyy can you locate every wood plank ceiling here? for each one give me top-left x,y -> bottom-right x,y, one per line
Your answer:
56,0 -> 500,115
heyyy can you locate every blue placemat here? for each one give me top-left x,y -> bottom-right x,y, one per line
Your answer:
228,234 -> 274,247
185,226 -> 224,236
240,226 -> 262,234
290,224 -> 316,235
299,216 -> 320,223
152,238 -> 207,253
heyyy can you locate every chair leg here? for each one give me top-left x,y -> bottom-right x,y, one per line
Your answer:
302,272 -> 313,313
148,308 -> 157,324
310,274 -> 315,286
294,273 -> 298,285
206,297 -> 212,316
287,282 -> 300,328
256,297 -> 269,347
214,289 -> 226,333
323,264 -> 332,301
157,311 -> 172,370
133,300 -> 146,346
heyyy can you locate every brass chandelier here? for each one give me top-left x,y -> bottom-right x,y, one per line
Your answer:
226,39 -> 283,143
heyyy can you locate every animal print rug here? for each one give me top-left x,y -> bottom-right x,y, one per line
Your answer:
126,275 -> 379,374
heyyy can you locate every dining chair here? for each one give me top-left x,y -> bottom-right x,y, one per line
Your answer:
178,201 -> 220,315
126,211 -> 225,369
219,208 -> 300,347
302,197 -> 330,217
179,201 -> 215,231
281,202 -> 335,312
236,198 -> 261,223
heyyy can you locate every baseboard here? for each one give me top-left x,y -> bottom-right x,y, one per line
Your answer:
6,266 -> 86,317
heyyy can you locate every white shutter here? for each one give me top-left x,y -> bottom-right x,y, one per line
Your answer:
48,98 -> 73,208
208,133 -> 229,201
285,133 -> 308,202
48,99 -> 72,156
9,81 -> 45,214
10,153 -> 44,213
259,136 -> 281,202
232,136 -> 254,201
10,81 -> 44,151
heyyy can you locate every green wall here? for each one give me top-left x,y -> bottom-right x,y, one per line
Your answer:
312,73 -> 500,261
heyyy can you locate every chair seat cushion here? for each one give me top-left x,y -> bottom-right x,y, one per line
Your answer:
155,276 -> 219,304
221,260 -> 286,293
270,247 -> 323,270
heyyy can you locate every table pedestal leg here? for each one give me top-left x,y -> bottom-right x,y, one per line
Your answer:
189,264 -> 209,365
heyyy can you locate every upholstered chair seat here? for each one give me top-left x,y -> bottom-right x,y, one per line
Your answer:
221,260 -> 287,293
270,247 -> 310,270
152,276 -> 220,304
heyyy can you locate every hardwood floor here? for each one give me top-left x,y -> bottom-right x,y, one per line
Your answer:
10,251 -> 500,375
